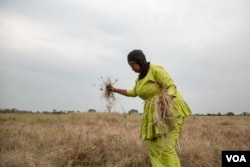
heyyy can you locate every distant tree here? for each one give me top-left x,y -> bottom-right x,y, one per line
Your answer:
226,112 -> 235,116
0,109 -> 10,113
11,108 -> 18,113
207,113 -> 216,116
52,110 -> 65,114
88,109 -> 96,112
242,112 -> 249,116
128,109 -> 138,115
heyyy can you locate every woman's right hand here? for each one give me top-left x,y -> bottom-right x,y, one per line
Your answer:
106,85 -> 116,92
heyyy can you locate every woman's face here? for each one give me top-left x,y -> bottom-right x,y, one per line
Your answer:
128,62 -> 141,73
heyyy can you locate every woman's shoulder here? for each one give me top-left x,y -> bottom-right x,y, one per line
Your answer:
149,64 -> 168,76
149,64 -> 164,70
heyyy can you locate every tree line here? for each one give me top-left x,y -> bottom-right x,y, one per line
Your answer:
0,108 -> 249,116
0,108 -> 78,114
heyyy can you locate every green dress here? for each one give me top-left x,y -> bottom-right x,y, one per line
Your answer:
127,64 -> 191,167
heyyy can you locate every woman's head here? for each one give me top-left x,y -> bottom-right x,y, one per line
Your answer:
127,49 -> 150,79
127,49 -> 147,67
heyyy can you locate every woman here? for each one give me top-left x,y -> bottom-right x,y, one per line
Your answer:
110,49 -> 191,167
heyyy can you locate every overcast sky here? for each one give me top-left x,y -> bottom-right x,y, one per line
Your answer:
0,0 -> 249,114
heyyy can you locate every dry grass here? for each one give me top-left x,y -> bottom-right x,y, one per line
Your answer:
100,77 -> 118,112
179,116 -> 250,167
0,113 -> 250,167
154,91 -> 174,134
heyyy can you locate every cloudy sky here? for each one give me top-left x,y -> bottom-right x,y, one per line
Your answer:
0,0 -> 249,114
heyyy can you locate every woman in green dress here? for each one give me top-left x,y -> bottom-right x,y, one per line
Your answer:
110,49 -> 192,167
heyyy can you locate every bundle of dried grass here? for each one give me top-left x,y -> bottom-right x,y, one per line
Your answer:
103,78 -> 115,99
154,91 -> 175,134
100,77 -> 118,112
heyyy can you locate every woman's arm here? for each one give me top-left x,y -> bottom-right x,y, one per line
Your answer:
112,88 -> 128,96
109,80 -> 137,97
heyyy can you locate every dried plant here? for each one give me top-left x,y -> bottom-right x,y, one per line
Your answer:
100,77 -> 118,112
154,91 -> 176,135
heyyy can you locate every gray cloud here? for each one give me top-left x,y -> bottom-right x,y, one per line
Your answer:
0,0 -> 249,114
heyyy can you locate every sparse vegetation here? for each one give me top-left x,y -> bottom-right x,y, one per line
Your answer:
0,113 -> 249,167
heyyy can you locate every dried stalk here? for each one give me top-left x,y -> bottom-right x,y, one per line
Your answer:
100,77 -> 117,112
154,91 -> 176,135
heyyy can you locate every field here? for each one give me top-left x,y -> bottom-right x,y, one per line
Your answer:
0,113 -> 249,167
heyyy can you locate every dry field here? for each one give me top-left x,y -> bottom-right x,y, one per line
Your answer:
0,113 -> 249,167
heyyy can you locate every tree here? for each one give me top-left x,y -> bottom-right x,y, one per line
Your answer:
128,109 -> 138,115
88,109 -> 96,112
242,112 -> 249,116
226,112 -> 235,116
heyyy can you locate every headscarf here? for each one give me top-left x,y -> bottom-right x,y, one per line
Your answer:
127,49 -> 150,80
